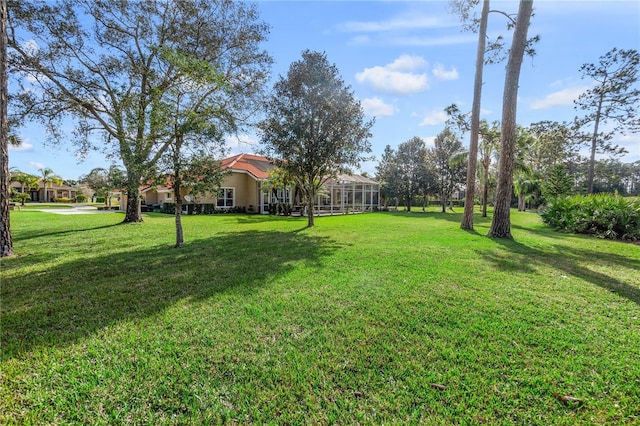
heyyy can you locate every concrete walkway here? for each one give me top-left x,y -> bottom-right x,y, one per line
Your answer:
36,206 -> 120,215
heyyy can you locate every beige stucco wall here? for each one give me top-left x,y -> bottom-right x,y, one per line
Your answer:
143,191 -> 159,204
219,172 -> 260,209
176,171 -> 260,208
122,171 -> 261,210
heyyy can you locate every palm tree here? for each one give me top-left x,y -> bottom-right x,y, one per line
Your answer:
513,172 -> 539,211
39,168 -> 62,202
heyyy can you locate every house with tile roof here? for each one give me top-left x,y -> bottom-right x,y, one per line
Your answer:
9,177 -> 78,202
118,153 -> 380,214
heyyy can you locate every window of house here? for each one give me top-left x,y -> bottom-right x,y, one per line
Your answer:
166,192 -> 172,200
217,188 -> 234,208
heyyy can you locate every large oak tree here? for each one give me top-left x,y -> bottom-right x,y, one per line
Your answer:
259,50 -> 373,228
8,0 -> 271,223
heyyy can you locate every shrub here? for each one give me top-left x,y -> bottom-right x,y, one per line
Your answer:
95,197 -> 106,203
52,197 -> 74,203
11,193 -> 31,205
75,194 -> 88,203
541,194 -> 640,241
160,203 -> 244,215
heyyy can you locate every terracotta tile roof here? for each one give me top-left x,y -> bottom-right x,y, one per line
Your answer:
221,153 -> 274,180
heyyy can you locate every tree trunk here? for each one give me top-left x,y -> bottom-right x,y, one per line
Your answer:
482,176 -> 489,217
174,186 -> 184,248
174,199 -> 183,248
407,191 -> 412,212
172,134 -> 184,247
461,0 -> 489,230
518,194 -> 526,211
0,0 -> 12,257
307,197 -> 315,227
441,194 -> 446,213
586,95 -> 603,194
488,0 -> 533,239
124,185 -> 143,222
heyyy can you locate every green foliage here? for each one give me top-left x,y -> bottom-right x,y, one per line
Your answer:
427,128 -> 467,212
51,197 -> 74,203
267,202 -> 293,216
74,194 -> 88,203
9,0 -> 271,222
575,48 -> 640,193
10,192 -> 30,204
160,203 -> 246,215
541,194 -> 640,240
260,50 -> 373,227
541,163 -> 573,199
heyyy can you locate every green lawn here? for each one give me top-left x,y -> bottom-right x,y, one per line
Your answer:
2,210 -> 639,424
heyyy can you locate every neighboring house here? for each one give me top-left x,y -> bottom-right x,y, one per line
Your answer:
140,183 -> 174,208
9,178 -> 78,202
118,153 -> 380,214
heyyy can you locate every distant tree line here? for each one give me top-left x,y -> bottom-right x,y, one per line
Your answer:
375,119 -> 640,215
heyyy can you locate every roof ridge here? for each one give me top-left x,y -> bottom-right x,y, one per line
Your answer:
227,153 -> 244,169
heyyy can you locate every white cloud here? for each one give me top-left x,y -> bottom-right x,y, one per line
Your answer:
8,139 -> 33,152
356,55 -> 429,95
225,134 -> 258,155
423,136 -> 437,147
614,134 -> 640,162
530,86 -> 589,110
29,161 -> 45,170
23,39 -> 39,56
338,14 -> 455,33
432,63 -> 459,81
390,34 -> 477,47
361,97 -> 395,117
419,110 -> 448,127
349,33 -> 476,48
387,54 -> 428,71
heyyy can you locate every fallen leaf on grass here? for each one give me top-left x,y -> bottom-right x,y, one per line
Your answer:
431,383 -> 447,390
553,393 -> 584,407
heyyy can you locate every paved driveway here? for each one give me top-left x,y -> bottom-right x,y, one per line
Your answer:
36,206 -> 120,215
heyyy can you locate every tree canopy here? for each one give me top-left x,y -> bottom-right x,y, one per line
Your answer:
427,128 -> 467,213
574,48 -> 640,194
259,50 -> 373,227
8,0 -> 271,223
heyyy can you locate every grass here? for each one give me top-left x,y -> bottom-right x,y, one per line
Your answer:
1,209 -> 639,424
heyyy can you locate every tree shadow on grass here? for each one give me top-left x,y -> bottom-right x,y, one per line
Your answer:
383,210 -> 495,232
12,222 -> 124,243
481,236 -> 640,306
1,230 -> 343,361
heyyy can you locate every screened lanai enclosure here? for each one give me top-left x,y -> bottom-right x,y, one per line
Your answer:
260,174 -> 380,215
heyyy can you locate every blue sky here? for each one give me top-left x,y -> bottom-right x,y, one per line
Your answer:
8,0 -> 640,180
